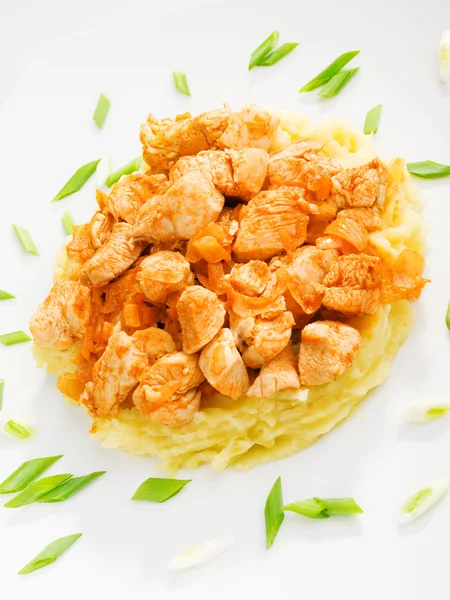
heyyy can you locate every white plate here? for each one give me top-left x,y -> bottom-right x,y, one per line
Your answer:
1,0 -> 450,597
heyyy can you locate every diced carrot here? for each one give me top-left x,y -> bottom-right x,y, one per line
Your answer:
191,236 -> 230,263
123,304 -> 141,327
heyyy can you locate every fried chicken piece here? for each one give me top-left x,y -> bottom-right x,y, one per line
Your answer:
90,211 -> 114,249
137,251 -> 194,304
241,311 -> 295,368
233,187 -> 318,261
105,173 -> 168,225
247,345 -> 300,397
199,328 -> 249,399
337,207 -> 383,231
140,107 -> 231,173
170,148 -> 269,202
131,327 -> 176,361
228,260 -> 270,297
131,172 -> 225,243
299,321 -> 361,386
81,223 -> 146,287
66,223 -> 95,277
133,351 -> 204,426
30,280 -> 93,351
331,158 -> 388,210
177,286 -> 226,354
217,106 -> 279,151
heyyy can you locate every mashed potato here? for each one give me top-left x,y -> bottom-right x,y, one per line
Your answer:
33,111 -> 426,472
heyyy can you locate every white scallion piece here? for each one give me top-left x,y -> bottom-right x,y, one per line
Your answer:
167,535 -> 234,571
439,30 -> 450,82
399,476 -> 450,523
404,398 -> 450,422
96,155 -> 112,187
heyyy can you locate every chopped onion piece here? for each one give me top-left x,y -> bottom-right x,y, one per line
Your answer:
439,30 -> 450,82
404,398 -> 450,422
399,476 -> 450,523
167,535 -> 234,571
96,155 -> 112,187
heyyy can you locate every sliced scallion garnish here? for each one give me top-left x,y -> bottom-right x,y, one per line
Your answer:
364,104 -> 382,135
258,42 -> 299,66
52,159 -> 101,202
321,498 -> 363,515
0,290 -> 15,300
4,420 -> 33,440
18,533 -> 82,575
404,398 -> 450,422
0,455 -> 62,494
5,474 -> 73,508
92,93 -> 111,128
446,301 -> 450,330
439,30 -> 450,82
61,209 -> 75,235
0,331 -> 31,346
318,67 -> 359,98
299,50 -> 360,92
283,498 -> 329,519
38,471 -> 105,503
407,161 -> 450,178
12,225 -> 39,255
265,476 -> 284,549
173,72 -> 191,96
105,156 -> 142,187
132,477 -> 191,503
0,379 -> 3,410
399,476 -> 450,523
167,535 -> 234,571
248,31 -> 279,70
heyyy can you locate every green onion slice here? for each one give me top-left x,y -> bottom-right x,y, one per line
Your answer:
132,477 -> 191,503
5,474 -> 73,508
18,533 -> 82,575
439,30 -> 450,82
405,398 -> 450,422
92,93 -> 111,128
399,476 -> 450,523
265,476 -> 284,549
0,290 -> 15,300
321,497 -> 363,515
4,420 -> 32,440
173,72 -> 191,96
318,67 -> 359,98
0,331 -> 31,346
407,161 -> 450,178
446,301 -> 450,331
0,379 -> 3,410
248,31 -> 280,70
0,456 -> 62,494
38,471 -> 105,503
167,535 -> 234,571
105,156 -> 142,187
12,225 -> 39,255
283,498 -> 329,519
52,159 -> 101,202
258,42 -> 299,66
61,209 -> 75,235
299,50 -> 360,92
364,104 -> 382,135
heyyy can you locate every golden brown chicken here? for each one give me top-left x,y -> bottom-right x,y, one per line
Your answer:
90,211 -> 114,249
247,345 -> 300,397
217,106 -> 279,151
105,173 -> 168,225
137,251 -> 194,304
228,260 -> 270,297
331,158 -> 388,210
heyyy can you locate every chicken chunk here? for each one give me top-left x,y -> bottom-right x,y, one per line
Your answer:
331,158 -> 388,210
137,251 -> 194,304
199,328 -> 249,398
337,207 -> 383,232
177,286 -> 226,353
228,260 -> 270,297
170,148 -> 269,201
66,223 -> 95,277
299,321 -> 361,386
217,106 -> 279,151
105,173 -> 168,225
131,172 -> 225,243
239,311 -> 295,368
233,187 -> 318,261
131,327 -> 176,362
90,211 -> 114,249
81,223 -> 146,287
247,345 -> 300,397
133,351 -> 204,425
30,280 -> 92,351
140,107 -> 231,173
80,330 -> 148,416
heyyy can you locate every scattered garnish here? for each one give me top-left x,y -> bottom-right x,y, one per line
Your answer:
284,497 -> 363,518
173,72 -> 191,96
446,301 -> 450,330
265,476 -> 284,549
248,31 -> 280,70
92,93 -> 111,128
439,30 -> 450,82
132,477 -> 191,503
96,155 -> 112,187
399,476 -> 450,523
38,471 -> 106,503
364,104 -> 382,135
0,290 -> 15,300
12,225 -> 39,255
404,398 -> 450,422
18,533 -> 82,575
52,159 -> 101,202
299,50 -> 360,92
258,42 -> 299,67
105,156 -> 142,187
407,161 -> 450,178
318,67 -> 359,98
5,474 -> 73,508
61,209 -> 75,235
167,535 -> 234,571
4,420 -> 33,440
0,379 -> 3,410
0,331 -> 31,346
0,456 -> 63,494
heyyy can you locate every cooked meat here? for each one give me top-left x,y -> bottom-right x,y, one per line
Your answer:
105,173 -> 168,225
331,158 -> 388,210
217,106 -> 279,151
90,211 -> 114,249
228,260 -> 270,297
137,251 -> 193,304
240,311 -> 295,368
247,345 -> 300,397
